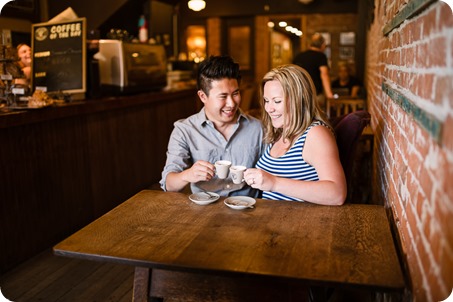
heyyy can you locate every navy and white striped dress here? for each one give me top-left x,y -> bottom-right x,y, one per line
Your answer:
256,121 -> 324,201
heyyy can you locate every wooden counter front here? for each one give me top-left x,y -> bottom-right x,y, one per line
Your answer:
0,89 -> 198,273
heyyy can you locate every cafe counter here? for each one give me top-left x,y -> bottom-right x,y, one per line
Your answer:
0,89 -> 199,273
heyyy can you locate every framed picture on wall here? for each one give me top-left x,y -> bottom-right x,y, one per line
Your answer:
272,43 -> 282,59
340,32 -> 355,45
339,46 -> 354,60
320,32 -> 331,46
324,46 -> 331,60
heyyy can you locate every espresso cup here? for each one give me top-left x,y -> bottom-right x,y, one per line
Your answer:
230,165 -> 246,184
215,160 -> 232,179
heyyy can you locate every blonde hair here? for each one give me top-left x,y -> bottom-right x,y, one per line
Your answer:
260,64 -> 330,147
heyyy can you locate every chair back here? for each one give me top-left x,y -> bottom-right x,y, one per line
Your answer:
327,98 -> 366,118
333,110 -> 371,202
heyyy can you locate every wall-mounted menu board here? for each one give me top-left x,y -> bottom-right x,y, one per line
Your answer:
31,18 -> 86,94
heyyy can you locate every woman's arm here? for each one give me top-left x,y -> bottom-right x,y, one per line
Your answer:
245,126 -> 347,205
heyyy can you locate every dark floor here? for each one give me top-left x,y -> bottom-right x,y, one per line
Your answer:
0,248 -> 385,302
0,249 -> 134,302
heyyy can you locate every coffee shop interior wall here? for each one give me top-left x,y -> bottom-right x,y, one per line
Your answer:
365,1 -> 453,301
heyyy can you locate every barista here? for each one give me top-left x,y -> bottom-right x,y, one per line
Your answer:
15,43 -> 32,87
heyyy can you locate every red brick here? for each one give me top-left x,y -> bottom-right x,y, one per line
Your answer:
422,7 -> 439,38
390,31 -> 400,48
434,197 -> 453,252
427,269 -> 449,302
437,243 -> 453,300
436,77 -> 453,107
438,2 -> 453,27
416,42 -> 430,68
413,127 -> 430,158
404,20 -> 417,44
415,191 -> 426,223
442,152 -> 453,200
399,221 -> 412,257
407,247 -> 429,301
404,45 -> 415,67
417,73 -> 434,100
419,165 -> 434,199
429,36 -> 447,67
421,204 -> 433,240
405,199 -> 419,232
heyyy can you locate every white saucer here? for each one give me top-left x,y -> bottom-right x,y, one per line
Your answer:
224,196 -> 256,210
189,192 -> 220,205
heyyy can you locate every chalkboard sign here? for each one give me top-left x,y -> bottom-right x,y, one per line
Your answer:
31,18 -> 86,94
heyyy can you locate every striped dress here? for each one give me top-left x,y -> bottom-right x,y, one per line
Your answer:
256,121 -> 324,201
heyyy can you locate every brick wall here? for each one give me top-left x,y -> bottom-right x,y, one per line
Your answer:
365,1 -> 453,301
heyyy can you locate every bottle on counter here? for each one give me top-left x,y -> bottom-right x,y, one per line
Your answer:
138,15 -> 148,43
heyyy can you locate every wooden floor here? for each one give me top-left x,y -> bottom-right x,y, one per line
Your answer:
0,249 -> 381,302
0,249 -> 135,302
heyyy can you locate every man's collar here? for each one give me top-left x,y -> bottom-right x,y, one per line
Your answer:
196,107 -> 250,127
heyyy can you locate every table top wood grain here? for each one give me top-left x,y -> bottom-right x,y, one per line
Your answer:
53,190 -> 405,291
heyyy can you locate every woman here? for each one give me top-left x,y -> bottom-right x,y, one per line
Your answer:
331,61 -> 362,97
15,43 -> 32,86
243,64 -> 346,205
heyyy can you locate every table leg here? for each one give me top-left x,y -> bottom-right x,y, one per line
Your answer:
132,267 -> 151,302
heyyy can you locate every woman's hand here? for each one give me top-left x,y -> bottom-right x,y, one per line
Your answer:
243,168 -> 275,191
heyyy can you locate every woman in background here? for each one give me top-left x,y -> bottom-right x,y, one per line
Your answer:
244,64 -> 346,205
15,43 -> 32,87
331,61 -> 362,97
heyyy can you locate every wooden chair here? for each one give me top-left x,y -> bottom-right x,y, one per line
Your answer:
326,97 -> 366,119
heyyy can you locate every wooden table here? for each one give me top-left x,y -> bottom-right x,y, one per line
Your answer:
53,190 -> 405,301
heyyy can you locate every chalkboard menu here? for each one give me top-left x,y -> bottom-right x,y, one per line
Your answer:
31,18 -> 86,94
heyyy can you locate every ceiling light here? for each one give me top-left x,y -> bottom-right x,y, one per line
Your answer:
188,0 -> 206,11
278,21 -> 287,27
299,0 -> 314,4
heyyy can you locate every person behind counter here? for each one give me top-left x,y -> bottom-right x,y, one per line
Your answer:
243,64 -> 346,205
160,55 -> 264,197
15,43 -> 32,87
331,61 -> 362,98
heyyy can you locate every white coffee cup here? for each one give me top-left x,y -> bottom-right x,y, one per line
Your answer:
230,165 -> 246,184
215,160 -> 232,179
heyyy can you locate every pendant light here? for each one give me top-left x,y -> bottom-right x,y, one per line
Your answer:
188,0 -> 206,11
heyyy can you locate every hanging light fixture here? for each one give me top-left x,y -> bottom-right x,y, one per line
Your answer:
188,0 -> 206,11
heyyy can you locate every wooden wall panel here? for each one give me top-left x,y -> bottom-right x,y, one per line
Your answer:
0,89 -> 198,273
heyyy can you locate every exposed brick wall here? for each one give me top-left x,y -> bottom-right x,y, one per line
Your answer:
365,1 -> 453,301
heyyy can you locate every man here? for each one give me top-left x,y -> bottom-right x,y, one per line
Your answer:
293,33 -> 334,109
160,55 -> 264,197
